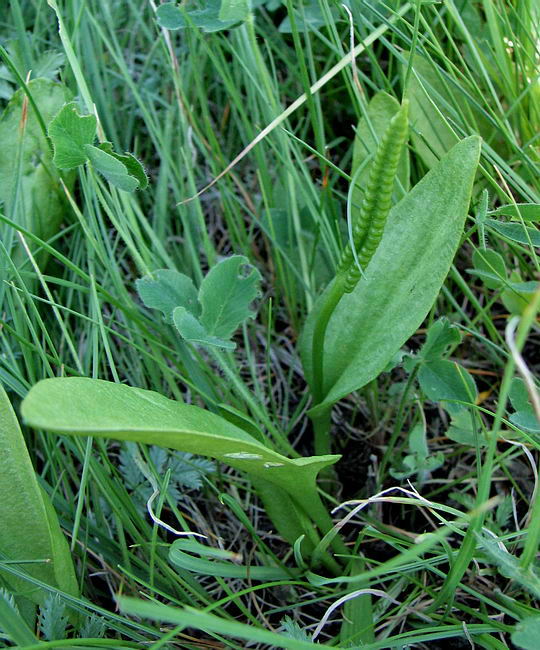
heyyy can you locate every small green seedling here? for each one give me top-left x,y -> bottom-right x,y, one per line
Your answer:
390,421 -> 444,485
403,318 -> 479,447
137,256 -> 261,350
48,102 -> 147,191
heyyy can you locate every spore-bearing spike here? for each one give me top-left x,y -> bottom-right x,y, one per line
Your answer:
339,100 -> 409,293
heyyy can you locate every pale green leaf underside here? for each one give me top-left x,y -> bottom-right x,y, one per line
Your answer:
97,142 -> 148,189
300,136 -> 481,413
512,616 -> 540,650
173,306 -> 235,349
136,269 -> 199,324
84,144 -> 140,192
21,378 -> 338,502
0,385 -> 78,605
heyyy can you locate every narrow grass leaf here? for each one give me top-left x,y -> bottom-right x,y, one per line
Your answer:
118,598 -> 328,649
169,538 -> 294,580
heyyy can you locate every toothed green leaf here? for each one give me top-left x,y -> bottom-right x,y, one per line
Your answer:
48,102 -> 96,169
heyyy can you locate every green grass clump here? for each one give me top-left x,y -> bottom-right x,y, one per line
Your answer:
1,1 -> 539,648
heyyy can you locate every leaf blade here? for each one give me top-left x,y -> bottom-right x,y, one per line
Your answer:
48,102 -> 96,169
199,255 -> 262,339
0,385 -> 78,606
21,378 -> 338,504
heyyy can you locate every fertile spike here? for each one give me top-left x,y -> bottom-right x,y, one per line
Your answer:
338,100 -> 409,292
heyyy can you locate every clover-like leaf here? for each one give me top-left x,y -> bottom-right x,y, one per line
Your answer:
199,255 -> 262,340
419,318 -> 462,362
508,377 -> 540,434
48,102 -> 96,169
136,269 -> 199,324
418,359 -> 477,415
471,248 -> 507,290
446,409 -> 485,447
156,1 -> 239,32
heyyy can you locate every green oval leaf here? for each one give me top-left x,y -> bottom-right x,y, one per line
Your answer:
136,269 -> 199,324
0,385 -> 78,606
21,378 -> 339,510
418,359 -> 478,415
0,79 -> 73,270
301,136 -> 481,413
486,219 -> 540,247
198,255 -> 262,340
